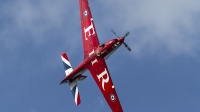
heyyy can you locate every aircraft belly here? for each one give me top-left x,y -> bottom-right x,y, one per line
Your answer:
104,45 -> 121,60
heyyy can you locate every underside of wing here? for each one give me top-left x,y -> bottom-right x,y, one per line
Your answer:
79,0 -> 100,58
87,57 -> 123,112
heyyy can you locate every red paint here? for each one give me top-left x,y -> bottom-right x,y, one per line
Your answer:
60,0 -> 127,111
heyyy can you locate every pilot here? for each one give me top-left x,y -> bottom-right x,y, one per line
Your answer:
96,50 -> 100,56
99,43 -> 105,48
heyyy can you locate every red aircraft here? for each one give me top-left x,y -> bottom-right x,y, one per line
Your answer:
60,0 -> 131,112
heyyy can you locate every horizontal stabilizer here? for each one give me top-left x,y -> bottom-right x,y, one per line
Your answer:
77,75 -> 87,81
70,75 -> 87,82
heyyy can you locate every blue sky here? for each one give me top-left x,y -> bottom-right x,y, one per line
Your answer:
0,0 -> 200,112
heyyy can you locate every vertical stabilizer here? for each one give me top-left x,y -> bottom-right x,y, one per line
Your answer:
69,79 -> 81,105
61,52 -> 73,76
61,52 -> 81,105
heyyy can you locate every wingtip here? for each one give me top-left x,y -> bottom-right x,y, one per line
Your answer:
60,80 -> 65,85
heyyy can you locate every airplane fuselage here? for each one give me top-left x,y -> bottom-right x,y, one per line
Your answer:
96,37 -> 124,60
61,37 -> 125,83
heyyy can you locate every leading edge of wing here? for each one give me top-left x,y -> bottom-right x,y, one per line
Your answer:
87,57 -> 123,112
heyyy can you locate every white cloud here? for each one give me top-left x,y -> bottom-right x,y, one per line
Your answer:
0,0 -> 80,74
0,0 -> 77,51
96,0 -> 200,58
1,0 -> 200,58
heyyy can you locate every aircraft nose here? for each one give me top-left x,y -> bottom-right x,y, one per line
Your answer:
117,37 -> 124,43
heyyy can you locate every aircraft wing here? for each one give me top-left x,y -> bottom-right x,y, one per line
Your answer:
79,0 -> 100,58
87,57 -> 123,112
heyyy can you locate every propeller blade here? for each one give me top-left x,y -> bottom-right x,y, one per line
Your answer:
124,31 -> 130,38
111,29 -> 131,51
123,42 -> 131,51
111,30 -> 119,38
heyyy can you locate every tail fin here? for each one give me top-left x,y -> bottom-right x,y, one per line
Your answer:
69,79 -> 81,105
61,52 -> 73,76
61,52 -> 81,105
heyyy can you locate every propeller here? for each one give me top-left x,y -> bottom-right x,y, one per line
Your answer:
111,30 -> 131,51
124,31 -> 130,38
111,30 -> 120,38
122,42 -> 131,51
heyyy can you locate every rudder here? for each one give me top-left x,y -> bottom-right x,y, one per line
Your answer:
61,52 -> 81,105
61,52 -> 73,76
69,79 -> 81,105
